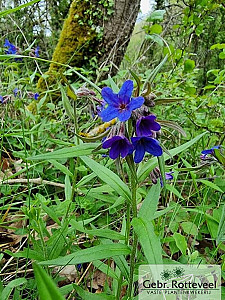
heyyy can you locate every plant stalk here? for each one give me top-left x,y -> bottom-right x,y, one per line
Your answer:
127,157 -> 138,298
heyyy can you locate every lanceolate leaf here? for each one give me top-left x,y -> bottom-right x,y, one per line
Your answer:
60,84 -> 74,120
27,143 -> 100,160
70,219 -> 125,240
39,244 -> 130,266
139,180 -> 161,220
33,263 -> 64,300
137,132 -> 207,182
132,217 -> 163,265
0,0 -> 40,18
80,156 -> 131,201
216,205 -> 225,244
1,278 -> 27,300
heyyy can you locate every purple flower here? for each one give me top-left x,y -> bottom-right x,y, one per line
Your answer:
131,136 -> 162,163
13,88 -> 19,97
0,96 -> 3,104
201,146 -> 220,157
35,46 -> 40,57
102,135 -> 133,159
4,39 -> 17,55
34,93 -> 39,100
136,115 -> 161,136
160,171 -> 174,187
165,172 -> 174,180
100,80 -> 144,122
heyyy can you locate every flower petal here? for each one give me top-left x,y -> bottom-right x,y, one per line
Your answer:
144,138 -> 163,156
145,115 -> 161,131
118,80 -> 133,100
134,143 -> 145,163
100,105 -> 119,122
102,136 -> 122,149
101,87 -> 118,106
131,136 -> 142,148
117,109 -> 132,122
128,96 -> 145,111
120,140 -> 133,158
201,146 -> 220,155
109,141 -> 121,159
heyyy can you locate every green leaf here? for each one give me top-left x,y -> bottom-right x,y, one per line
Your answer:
210,43 -> 225,50
1,278 -> 27,300
165,184 -> 184,200
27,143 -> 100,160
70,220 -> 125,240
145,34 -> 164,46
39,244 -> 130,266
33,263 -> 64,300
173,232 -> 187,255
150,24 -> 163,34
137,132 -> 207,182
80,156 -> 131,201
0,0 -> 40,18
195,23 -> 204,36
147,9 -> 165,22
60,85 -> 74,120
143,55 -> 168,90
181,222 -> 198,236
93,260 -> 119,280
184,59 -> 195,73
49,160 -> 73,177
132,217 -> 163,265
65,175 -> 72,200
107,75 -> 119,93
41,204 -> 61,226
216,205 -> 225,244
219,50 -> 225,59
199,179 -> 223,193
139,180 -> 161,220
73,284 -> 115,299
214,149 -> 225,166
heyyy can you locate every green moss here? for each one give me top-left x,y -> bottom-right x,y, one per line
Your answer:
37,0 -> 113,92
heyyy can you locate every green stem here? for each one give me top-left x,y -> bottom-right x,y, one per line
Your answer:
127,158 -> 138,298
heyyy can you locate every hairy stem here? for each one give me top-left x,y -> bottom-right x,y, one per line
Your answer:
127,158 -> 138,298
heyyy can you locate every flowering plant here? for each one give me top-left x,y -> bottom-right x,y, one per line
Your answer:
99,80 -> 163,163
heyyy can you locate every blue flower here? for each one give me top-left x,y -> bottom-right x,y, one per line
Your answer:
136,115 -> 161,136
160,171 -> 174,187
34,93 -> 39,100
100,80 -> 144,122
165,172 -> 174,180
4,39 -> 17,54
0,95 -> 3,104
13,88 -> 21,98
201,146 -> 220,157
131,136 -> 162,163
102,135 -> 133,159
35,46 -> 40,57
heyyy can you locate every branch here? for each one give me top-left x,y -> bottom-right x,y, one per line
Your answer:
1,178 -> 65,188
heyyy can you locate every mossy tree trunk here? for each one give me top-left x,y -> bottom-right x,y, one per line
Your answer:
37,0 -> 141,91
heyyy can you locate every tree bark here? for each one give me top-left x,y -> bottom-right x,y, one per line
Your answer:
37,0 -> 141,91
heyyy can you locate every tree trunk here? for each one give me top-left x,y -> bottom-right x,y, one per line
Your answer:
37,0 -> 141,91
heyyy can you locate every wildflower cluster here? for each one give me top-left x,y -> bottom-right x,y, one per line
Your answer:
3,39 -> 40,60
99,80 -> 163,163
0,89 -> 39,104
